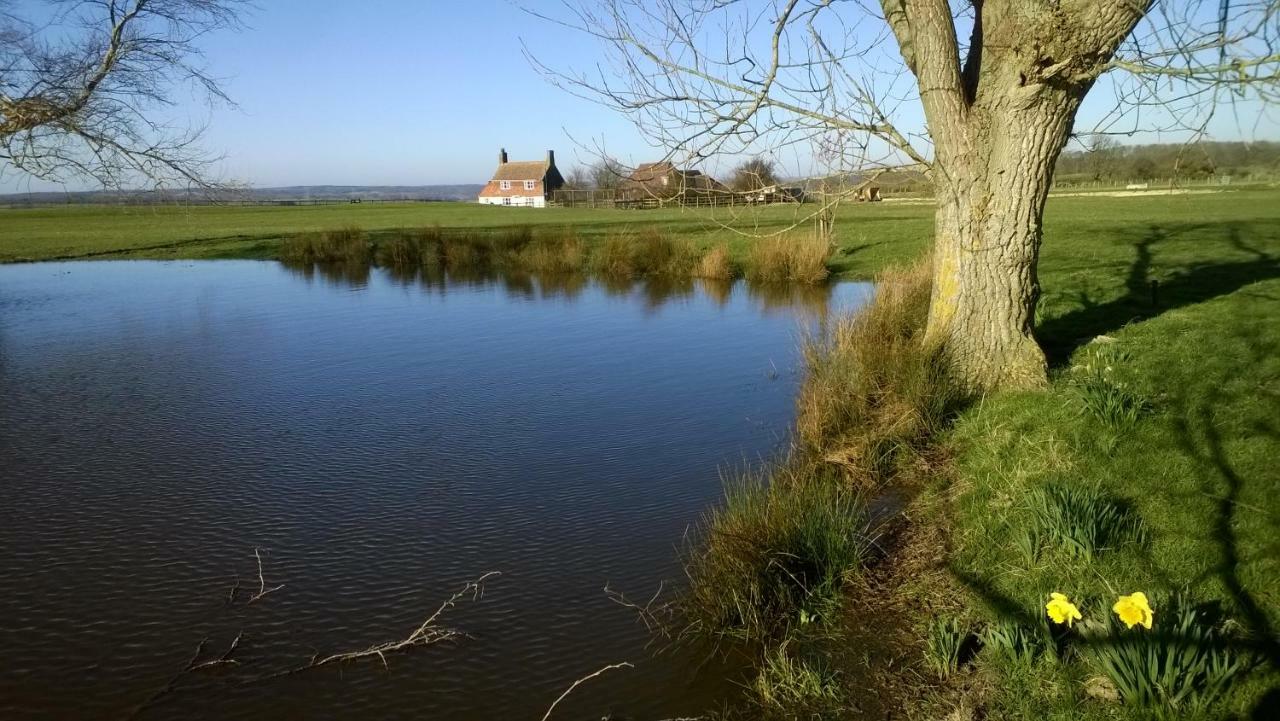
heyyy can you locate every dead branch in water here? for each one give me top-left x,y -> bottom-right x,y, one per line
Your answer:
125,633 -> 244,719
540,662 -> 633,721
246,548 -> 284,604
276,571 -> 500,674
190,632 -> 243,671
604,581 -> 672,638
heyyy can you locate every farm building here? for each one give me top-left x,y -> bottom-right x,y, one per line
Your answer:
621,161 -> 728,202
478,149 -> 565,208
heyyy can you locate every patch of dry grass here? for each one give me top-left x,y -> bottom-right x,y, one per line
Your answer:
795,259 -> 957,481
278,227 -> 370,265
746,233 -> 832,284
695,243 -> 735,279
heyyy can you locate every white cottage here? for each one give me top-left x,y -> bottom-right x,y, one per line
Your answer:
477,148 -> 565,208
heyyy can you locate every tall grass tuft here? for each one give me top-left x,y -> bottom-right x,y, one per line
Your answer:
982,618 -> 1046,665
1024,482 -> 1146,560
1083,600 -> 1254,719
632,227 -> 698,276
745,232 -> 832,283
278,227 -> 370,265
376,229 -> 427,267
695,243 -> 735,280
795,259 -> 958,481
924,617 -> 969,679
594,232 -> 636,278
681,459 -> 870,643
439,231 -> 492,275
752,640 -> 845,716
518,227 -> 584,275
594,228 -> 699,278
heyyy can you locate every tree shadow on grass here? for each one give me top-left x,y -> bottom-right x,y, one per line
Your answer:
1037,222 -> 1280,367
1164,316 -> 1280,670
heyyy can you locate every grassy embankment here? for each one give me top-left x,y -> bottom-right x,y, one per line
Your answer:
674,188 -> 1280,719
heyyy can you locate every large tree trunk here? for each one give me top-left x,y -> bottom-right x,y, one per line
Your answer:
925,93 -> 1080,390
881,0 -> 1148,391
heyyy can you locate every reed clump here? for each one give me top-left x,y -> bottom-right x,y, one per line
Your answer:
695,243 -> 735,280
279,227 -> 370,265
795,259 -> 957,481
593,227 -> 700,278
632,227 -> 698,276
518,227 -> 584,275
681,458 -> 870,643
594,232 -> 637,277
745,232 -> 833,284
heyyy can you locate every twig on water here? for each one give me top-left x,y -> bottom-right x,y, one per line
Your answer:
541,662 -> 633,721
191,632 -> 243,670
604,581 -> 672,638
126,633 -> 244,719
267,571 -> 500,675
246,548 -> 284,605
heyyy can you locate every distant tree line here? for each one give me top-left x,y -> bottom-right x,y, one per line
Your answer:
559,142 -> 1278,194
1054,140 -> 1280,184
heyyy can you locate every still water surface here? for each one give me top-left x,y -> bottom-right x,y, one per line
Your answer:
0,261 -> 868,719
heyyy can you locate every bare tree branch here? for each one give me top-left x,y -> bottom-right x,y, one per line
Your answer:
0,0 -> 245,189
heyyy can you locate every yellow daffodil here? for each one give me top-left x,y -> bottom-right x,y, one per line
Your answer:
1045,592 -> 1082,627
1113,592 -> 1154,629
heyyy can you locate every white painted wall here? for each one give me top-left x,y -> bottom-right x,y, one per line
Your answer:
477,195 -> 546,208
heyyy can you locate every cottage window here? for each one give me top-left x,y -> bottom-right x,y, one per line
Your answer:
500,180 -> 511,190
502,197 -> 511,205
524,180 -> 536,190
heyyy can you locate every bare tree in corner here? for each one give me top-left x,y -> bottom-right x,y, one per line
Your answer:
0,0 -> 245,189
529,0 -> 1278,391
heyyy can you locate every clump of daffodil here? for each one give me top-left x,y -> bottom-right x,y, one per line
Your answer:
1046,592 -> 1083,627
1113,592 -> 1154,629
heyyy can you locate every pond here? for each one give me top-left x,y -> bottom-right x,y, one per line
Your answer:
0,261 -> 870,720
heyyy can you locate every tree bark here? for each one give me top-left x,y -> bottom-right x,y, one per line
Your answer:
883,0 -> 1149,391
925,90 -> 1080,390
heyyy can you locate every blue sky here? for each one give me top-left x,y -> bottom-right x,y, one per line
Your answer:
2,0 -> 1275,193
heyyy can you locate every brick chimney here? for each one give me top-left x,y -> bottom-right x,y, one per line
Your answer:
499,148 -> 508,165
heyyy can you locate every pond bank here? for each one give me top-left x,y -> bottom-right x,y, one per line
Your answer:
720,250 -> 1280,718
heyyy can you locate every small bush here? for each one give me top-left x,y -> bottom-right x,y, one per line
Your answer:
681,460 -> 870,642
1025,482 -> 1145,560
753,641 -> 844,715
694,243 -> 735,280
1083,601 -> 1253,719
745,233 -> 832,283
795,259 -> 958,480
924,617 -> 969,679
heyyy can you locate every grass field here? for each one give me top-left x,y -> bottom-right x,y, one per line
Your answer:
3,187 -> 1278,718
3,197 -> 927,273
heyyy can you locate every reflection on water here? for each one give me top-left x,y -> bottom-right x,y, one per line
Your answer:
0,261 -> 869,721
282,259 -> 845,318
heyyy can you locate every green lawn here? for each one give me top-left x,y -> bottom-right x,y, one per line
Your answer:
1,197 -> 927,271
912,189 -> 1280,718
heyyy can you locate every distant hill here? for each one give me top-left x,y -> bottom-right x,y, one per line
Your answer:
0,184 -> 485,206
